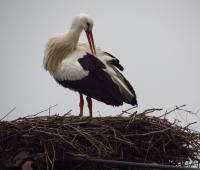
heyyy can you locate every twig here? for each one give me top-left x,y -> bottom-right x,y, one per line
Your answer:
50,141 -> 55,170
62,109 -> 72,117
119,106 -> 138,116
159,105 -> 186,118
123,128 -> 171,137
0,107 -> 16,121
25,104 -> 58,118
184,122 -> 197,130
138,108 -> 163,116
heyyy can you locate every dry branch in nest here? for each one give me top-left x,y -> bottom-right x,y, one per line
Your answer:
0,106 -> 200,170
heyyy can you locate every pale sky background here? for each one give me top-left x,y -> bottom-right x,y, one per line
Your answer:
0,0 -> 199,128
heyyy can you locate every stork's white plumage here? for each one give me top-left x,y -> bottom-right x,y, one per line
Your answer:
43,14 -> 137,118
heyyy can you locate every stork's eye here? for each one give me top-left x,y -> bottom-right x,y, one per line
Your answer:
86,22 -> 90,27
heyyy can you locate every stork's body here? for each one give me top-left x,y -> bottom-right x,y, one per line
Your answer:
43,14 -> 137,117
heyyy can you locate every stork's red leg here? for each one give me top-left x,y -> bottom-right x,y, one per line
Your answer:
86,97 -> 93,118
79,93 -> 84,117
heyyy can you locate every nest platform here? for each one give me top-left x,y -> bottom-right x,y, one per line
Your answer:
1,107 -> 200,169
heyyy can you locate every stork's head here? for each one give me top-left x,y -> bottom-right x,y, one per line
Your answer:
71,13 -> 96,55
71,13 -> 93,31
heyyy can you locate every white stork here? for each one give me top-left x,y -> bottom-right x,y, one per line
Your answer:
43,13 -> 137,118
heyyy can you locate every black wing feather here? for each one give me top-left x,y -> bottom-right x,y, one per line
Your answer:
104,52 -> 124,71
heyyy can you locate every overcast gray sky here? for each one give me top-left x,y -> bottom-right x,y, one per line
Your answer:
0,0 -> 200,126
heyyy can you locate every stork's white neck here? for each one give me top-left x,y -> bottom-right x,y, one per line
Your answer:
67,27 -> 83,47
43,26 -> 84,74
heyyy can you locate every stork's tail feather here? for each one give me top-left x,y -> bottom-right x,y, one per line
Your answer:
112,70 -> 137,106
131,96 -> 138,106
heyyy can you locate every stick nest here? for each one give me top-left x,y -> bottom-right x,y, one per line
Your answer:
1,106 -> 200,169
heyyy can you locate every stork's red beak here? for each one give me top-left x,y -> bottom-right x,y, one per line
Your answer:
85,30 -> 96,56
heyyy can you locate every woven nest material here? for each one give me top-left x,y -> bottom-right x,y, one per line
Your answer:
1,106 -> 200,169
